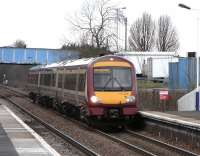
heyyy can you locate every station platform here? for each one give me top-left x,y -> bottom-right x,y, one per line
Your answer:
0,104 -> 60,156
140,111 -> 200,130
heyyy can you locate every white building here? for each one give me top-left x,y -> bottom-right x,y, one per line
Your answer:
116,51 -> 179,78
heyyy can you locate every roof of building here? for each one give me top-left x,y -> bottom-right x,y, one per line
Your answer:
117,51 -> 179,57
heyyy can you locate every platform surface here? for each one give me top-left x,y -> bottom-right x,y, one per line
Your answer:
0,104 -> 60,156
140,111 -> 200,129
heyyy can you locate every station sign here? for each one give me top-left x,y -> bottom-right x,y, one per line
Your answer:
159,90 -> 169,100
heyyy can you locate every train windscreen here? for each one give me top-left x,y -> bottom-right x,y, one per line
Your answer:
94,67 -> 132,91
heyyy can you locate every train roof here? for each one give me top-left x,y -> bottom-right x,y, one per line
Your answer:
30,57 -> 96,71
30,55 -> 131,71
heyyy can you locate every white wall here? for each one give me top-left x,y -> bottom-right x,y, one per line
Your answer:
149,57 -> 179,78
177,89 -> 196,111
116,51 -> 178,77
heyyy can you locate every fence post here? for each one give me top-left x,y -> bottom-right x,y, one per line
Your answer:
196,91 -> 199,111
1,48 -> 3,63
13,48 -> 15,63
24,49 -> 26,63
35,49 -> 38,63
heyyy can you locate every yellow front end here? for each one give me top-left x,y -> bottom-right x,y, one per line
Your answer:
95,91 -> 132,105
93,59 -> 134,106
89,57 -> 137,119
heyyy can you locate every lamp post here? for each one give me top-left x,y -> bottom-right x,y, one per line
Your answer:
178,3 -> 200,111
115,7 -> 127,52
124,17 -> 128,51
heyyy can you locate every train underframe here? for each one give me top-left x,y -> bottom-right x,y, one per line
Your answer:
29,91 -> 138,127
85,105 -> 138,126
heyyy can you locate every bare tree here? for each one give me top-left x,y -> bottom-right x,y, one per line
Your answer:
13,39 -> 27,48
67,0 -> 117,50
156,15 -> 179,51
129,13 -> 155,51
79,32 -> 91,47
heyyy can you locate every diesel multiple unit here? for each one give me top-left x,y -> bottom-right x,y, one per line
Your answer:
27,55 -> 138,126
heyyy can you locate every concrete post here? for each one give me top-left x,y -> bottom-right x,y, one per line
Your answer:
1,48 -> 3,63
24,49 -> 27,63
46,50 -> 49,64
13,48 -> 15,63
35,49 -> 38,63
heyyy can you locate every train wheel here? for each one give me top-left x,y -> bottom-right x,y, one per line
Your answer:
52,98 -> 58,110
56,102 -> 63,113
38,96 -> 43,105
29,92 -> 37,103
80,106 -> 86,121
28,92 -> 34,99
41,96 -> 46,107
38,96 -> 47,107
48,97 -> 53,108
53,99 -> 62,113
65,104 -> 78,117
43,96 -> 51,108
42,96 -> 47,107
61,103 -> 68,114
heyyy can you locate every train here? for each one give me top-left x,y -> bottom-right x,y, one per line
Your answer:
27,55 -> 138,126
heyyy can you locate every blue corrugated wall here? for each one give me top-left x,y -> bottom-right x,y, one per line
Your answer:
169,62 -> 179,89
0,47 -> 79,64
169,58 -> 197,90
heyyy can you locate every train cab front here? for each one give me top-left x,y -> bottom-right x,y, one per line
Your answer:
87,56 -> 138,124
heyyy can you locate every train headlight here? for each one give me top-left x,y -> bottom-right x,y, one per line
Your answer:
126,96 -> 136,103
90,96 -> 101,104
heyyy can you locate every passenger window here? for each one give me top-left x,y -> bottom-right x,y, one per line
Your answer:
40,74 -> 44,85
78,74 -> 85,91
51,73 -> 56,87
58,74 -> 63,88
44,74 -> 51,86
64,74 -> 76,90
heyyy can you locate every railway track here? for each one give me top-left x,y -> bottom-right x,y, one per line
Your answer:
55,112 -> 157,156
91,128 -> 199,156
0,88 -> 99,156
96,130 -> 157,156
53,105 -> 199,156
125,129 -> 199,156
3,90 -> 154,156
1,86 -> 199,156
60,115 -> 200,156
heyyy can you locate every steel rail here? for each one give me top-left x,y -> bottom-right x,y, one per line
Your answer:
126,129 -> 199,156
95,129 -> 157,156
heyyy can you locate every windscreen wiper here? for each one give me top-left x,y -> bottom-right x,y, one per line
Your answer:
103,77 -> 112,90
113,77 -> 125,91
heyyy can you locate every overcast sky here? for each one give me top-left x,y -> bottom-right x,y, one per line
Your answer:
0,0 -> 199,55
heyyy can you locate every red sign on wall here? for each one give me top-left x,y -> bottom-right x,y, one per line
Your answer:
159,90 -> 169,100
